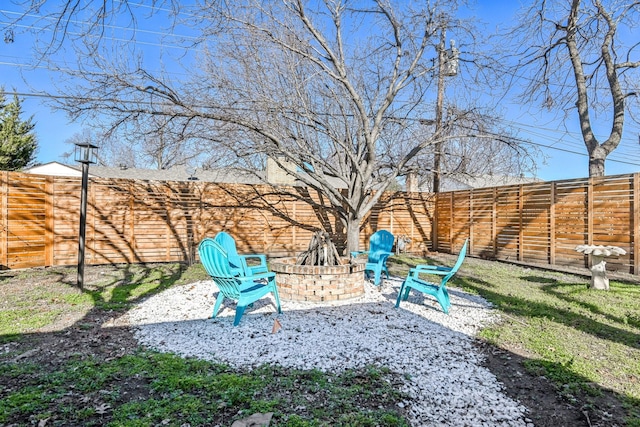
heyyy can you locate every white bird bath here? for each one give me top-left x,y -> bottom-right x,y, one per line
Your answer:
575,245 -> 627,290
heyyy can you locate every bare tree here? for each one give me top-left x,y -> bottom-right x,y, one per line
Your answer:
406,10 -> 540,192
512,0 -> 640,177
188,1 -> 450,252
409,107 -> 538,191
102,114 -> 206,169
4,0 -> 534,252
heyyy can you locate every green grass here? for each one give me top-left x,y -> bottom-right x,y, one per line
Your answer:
0,308 -> 61,335
86,263 -> 204,310
450,257 -> 640,425
0,351 -> 408,426
0,262 -> 407,426
0,263 -> 199,339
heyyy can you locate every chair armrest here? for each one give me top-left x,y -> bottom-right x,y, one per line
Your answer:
366,251 -> 393,265
239,253 -> 267,266
237,271 -> 275,281
236,271 -> 275,289
236,254 -> 268,276
414,265 -> 452,273
350,250 -> 370,258
409,265 -> 451,278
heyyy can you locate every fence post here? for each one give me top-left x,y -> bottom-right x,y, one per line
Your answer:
432,193 -> 438,251
292,201 -> 297,253
449,192 -> 454,249
549,181 -> 556,265
586,177 -> 594,269
634,173 -> 640,275
0,172 -> 7,268
165,184 -> 172,261
390,204 -> 394,235
468,190 -> 473,256
492,188 -> 497,258
44,176 -> 54,267
518,184 -> 524,262
129,188 -> 136,262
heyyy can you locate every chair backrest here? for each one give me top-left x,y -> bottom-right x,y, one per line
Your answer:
442,238 -> 469,283
368,230 -> 394,263
197,238 -> 242,300
214,231 -> 243,272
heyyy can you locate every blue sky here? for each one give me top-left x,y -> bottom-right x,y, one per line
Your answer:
1,0 -> 639,181
1,31 -> 84,162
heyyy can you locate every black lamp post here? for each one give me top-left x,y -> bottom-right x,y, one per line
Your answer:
74,141 -> 98,289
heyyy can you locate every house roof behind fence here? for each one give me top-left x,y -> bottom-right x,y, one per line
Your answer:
25,161 -> 349,188
25,162 -> 265,184
88,165 -> 265,184
25,162 -> 536,191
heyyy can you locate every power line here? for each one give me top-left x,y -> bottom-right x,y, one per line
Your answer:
4,88 -> 639,168
499,118 -> 640,160
0,8 -> 199,41
0,20 -> 196,51
0,53 -> 194,78
455,122 -> 640,167
113,0 -> 205,20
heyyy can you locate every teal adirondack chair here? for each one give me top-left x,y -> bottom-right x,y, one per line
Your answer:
351,230 -> 395,286
198,238 -> 282,326
214,231 -> 269,276
395,238 -> 468,314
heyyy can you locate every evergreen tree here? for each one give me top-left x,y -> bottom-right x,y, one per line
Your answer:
0,91 -> 37,170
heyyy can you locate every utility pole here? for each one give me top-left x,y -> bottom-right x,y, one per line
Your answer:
432,27 -> 446,194
431,24 -> 459,252
432,27 -> 459,194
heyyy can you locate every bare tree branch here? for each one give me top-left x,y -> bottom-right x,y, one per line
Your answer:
509,0 -> 640,176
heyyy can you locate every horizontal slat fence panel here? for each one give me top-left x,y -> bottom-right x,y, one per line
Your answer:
3,173 -> 49,269
386,192 -> 435,255
445,190 -> 470,257
495,185 -> 520,260
359,191 -> 435,256
590,175 -> 634,273
521,182 -> 552,264
435,173 -> 639,275
471,188 -> 496,259
1,171 -> 639,276
553,178 -> 589,268
1,173 -> 378,268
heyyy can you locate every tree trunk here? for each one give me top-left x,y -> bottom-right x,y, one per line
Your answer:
588,145 -> 607,177
345,216 -> 361,255
588,156 -> 605,177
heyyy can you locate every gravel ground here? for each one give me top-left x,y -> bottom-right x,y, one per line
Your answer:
126,277 -> 533,426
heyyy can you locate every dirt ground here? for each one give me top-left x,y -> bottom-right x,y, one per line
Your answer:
0,266 -> 630,426
477,340 -> 627,427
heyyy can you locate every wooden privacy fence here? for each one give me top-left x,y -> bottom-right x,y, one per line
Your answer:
434,173 -> 640,275
1,171 -> 639,275
0,172 -> 433,269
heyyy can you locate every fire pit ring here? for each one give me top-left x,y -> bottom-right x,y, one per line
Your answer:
270,257 -> 366,302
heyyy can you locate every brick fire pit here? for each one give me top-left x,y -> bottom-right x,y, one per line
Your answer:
270,257 -> 366,302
